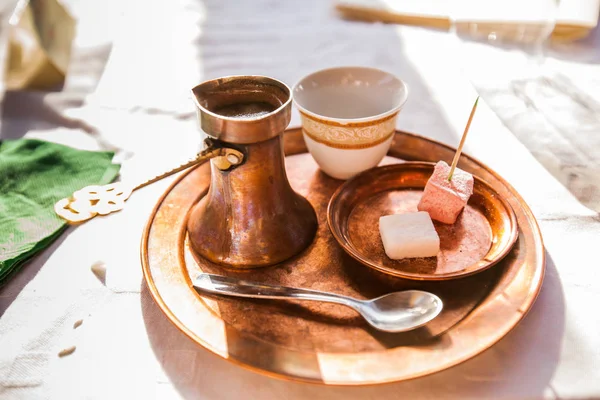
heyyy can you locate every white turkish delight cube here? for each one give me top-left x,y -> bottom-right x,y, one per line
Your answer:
379,211 -> 440,259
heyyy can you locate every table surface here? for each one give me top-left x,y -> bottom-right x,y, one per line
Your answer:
0,0 -> 599,399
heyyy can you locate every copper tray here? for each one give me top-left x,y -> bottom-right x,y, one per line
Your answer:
141,128 -> 545,385
328,162 -> 519,280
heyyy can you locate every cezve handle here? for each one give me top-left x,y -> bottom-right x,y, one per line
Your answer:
54,139 -> 244,224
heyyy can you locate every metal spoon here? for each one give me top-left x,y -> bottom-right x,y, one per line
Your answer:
193,273 -> 443,333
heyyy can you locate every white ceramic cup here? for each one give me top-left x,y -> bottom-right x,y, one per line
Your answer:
292,66 -> 408,180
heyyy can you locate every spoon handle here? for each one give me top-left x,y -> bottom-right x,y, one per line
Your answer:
193,273 -> 359,308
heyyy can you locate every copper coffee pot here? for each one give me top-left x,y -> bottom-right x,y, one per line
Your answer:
187,76 -> 318,268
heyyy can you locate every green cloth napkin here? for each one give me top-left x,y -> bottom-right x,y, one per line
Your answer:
0,139 -> 120,286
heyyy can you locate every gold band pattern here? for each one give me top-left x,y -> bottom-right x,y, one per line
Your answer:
299,111 -> 398,148
298,110 -> 398,127
303,129 -> 395,149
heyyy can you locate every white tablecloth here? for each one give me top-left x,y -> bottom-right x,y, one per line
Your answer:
1,0 -> 599,399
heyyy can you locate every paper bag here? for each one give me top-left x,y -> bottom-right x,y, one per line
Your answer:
4,0 -> 76,90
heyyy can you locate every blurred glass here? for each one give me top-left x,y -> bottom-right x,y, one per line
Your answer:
449,0 -> 560,86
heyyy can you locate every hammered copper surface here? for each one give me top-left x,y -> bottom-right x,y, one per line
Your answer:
187,76 -> 317,267
328,163 -> 518,280
187,154 -> 500,353
141,128 -> 545,385
188,135 -> 317,267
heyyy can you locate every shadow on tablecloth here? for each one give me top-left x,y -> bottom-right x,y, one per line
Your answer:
0,226 -> 75,315
0,91 -> 98,140
0,41 -> 114,147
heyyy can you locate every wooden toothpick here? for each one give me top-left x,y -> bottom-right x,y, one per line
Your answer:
448,96 -> 479,181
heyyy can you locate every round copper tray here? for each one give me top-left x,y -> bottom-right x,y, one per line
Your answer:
328,162 -> 519,280
141,128 -> 545,385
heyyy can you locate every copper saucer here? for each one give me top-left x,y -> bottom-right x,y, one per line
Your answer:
328,162 -> 519,280
141,128 -> 545,385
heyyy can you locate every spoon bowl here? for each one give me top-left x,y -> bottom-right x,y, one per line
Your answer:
193,273 -> 443,333
358,291 -> 443,332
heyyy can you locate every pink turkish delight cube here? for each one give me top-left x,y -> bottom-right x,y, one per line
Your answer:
417,161 -> 474,224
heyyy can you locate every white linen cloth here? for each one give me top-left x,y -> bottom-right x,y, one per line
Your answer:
0,0 -> 599,399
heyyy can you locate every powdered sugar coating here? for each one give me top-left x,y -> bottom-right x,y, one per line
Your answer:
418,161 -> 474,224
379,212 -> 440,259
